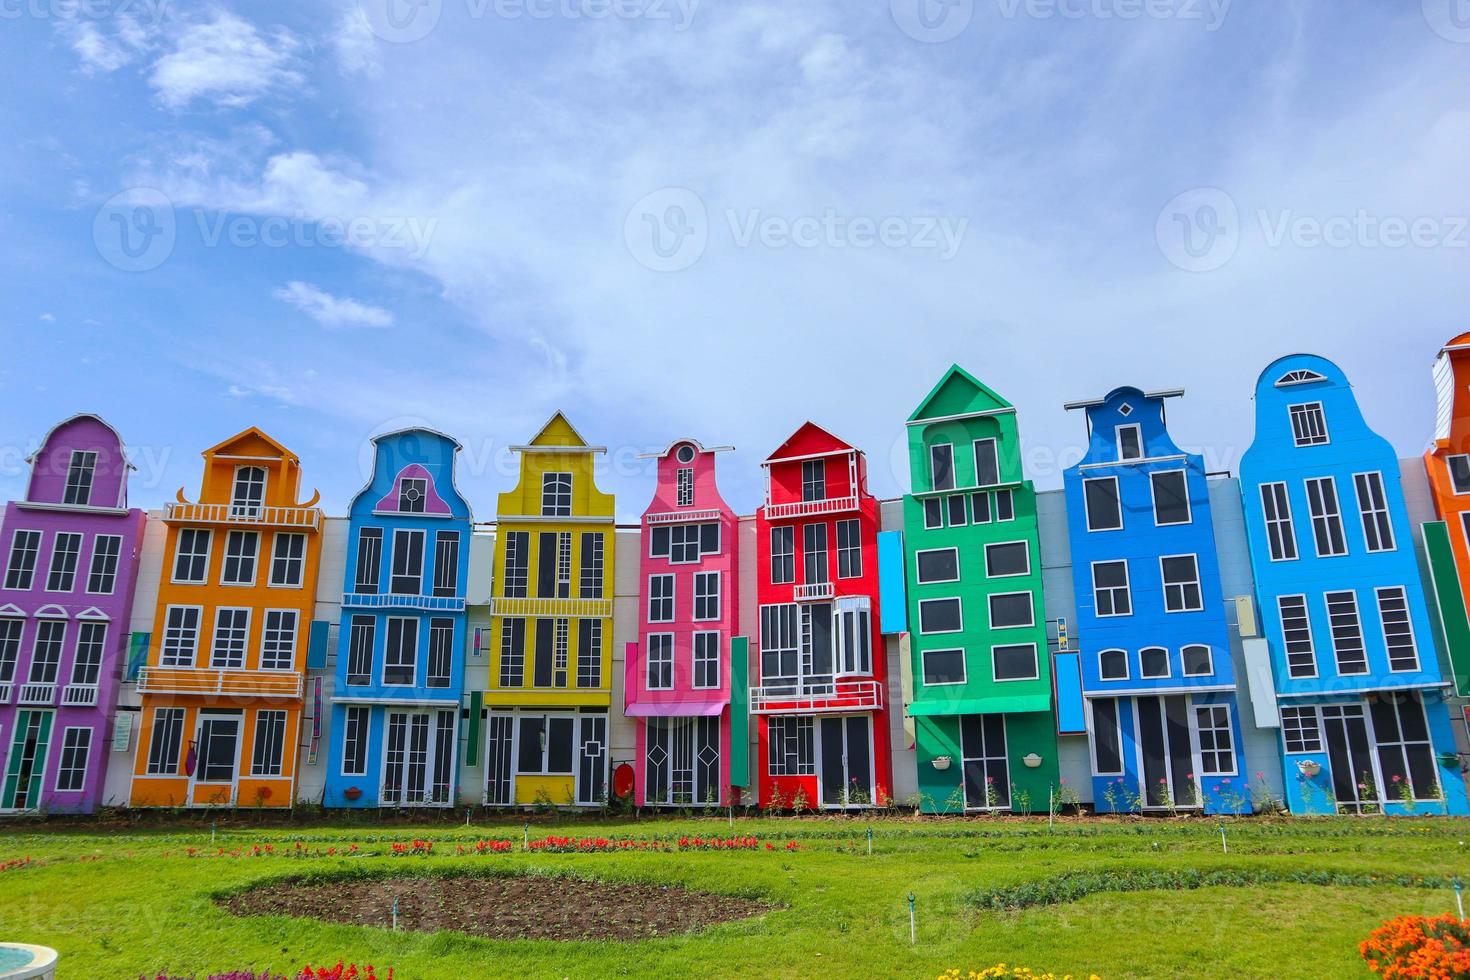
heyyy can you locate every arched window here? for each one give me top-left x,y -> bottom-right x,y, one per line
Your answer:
230,466 -> 267,518
1098,648 -> 1128,681
1140,646 -> 1170,679
1181,644 -> 1213,677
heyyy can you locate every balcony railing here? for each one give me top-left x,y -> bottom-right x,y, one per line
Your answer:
62,683 -> 99,707
764,495 -> 860,521
794,581 -> 835,602
17,682 -> 57,706
749,678 -> 884,715
645,508 -> 722,525
341,592 -> 467,613
137,666 -> 303,699
490,596 -> 613,619
165,501 -> 324,532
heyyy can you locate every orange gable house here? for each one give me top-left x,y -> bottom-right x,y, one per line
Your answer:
130,429 -> 323,808
1423,333 -> 1470,695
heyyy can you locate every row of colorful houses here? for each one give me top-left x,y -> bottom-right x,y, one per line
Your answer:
6,341 -> 1470,818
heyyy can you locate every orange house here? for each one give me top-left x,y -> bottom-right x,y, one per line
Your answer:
130,429 -> 323,808
1424,333 -> 1470,695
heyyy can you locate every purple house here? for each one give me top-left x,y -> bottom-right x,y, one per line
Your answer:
0,415 -> 145,814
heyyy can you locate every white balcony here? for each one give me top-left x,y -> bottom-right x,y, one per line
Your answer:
341,592 -> 466,612
645,508 -> 722,525
764,495 -> 860,521
490,596 -> 613,619
749,678 -> 884,715
62,684 -> 99,707
794,581 -> 835,602
137,666 -> 303,699
17,683 -> 56,706
165,501 -> 323,532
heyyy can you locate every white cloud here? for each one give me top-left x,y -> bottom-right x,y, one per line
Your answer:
272,281 -> 393,330
38,313 -> 55,323
57,14 -> 155,74
332,8 -> 380,76
149,11 -> 302,109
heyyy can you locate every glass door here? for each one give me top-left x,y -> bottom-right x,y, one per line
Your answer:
191,713 -> 241,805
819,715 -> 874,807
1,710 -> 53,810
961,714 -> 1010,810
576,715 -> 607,805
1135,696 -> 1198,809
1322,703 -> 1378,811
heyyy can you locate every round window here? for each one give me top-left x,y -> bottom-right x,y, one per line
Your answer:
675,444 -> 696,463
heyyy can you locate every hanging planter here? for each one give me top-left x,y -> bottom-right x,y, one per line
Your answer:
931,755 -> 952,772
1296,760 -> 1322,778
344,787 -> 363,801
1022,753 -> 1043,769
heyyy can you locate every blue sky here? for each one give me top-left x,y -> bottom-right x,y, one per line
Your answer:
2,0 -> 1467,520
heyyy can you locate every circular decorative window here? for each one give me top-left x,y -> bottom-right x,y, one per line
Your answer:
675,444 -> 696,463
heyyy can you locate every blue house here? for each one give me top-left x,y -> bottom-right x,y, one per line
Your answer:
324,428 -> 473,808
1061,387 -> 1247,814
1239,354 -> 1468,815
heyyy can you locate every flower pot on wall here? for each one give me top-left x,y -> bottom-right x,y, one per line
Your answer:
344,787 -> 363,801
1022,753 -> 1043,769
932,756 -> 952,772
1296,760 -> 1322,778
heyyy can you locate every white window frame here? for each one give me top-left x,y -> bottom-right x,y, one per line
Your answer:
1149,469 -> 1192,527
1098,648 -> 1129,681
1277,593 -> 1318,679
1181,643 -> 1214,677
929,443 -> 955,492
923,497 -> 943,530
973,438 -> 1000,488
541,472 -> 573,517
209,607 -> 252,669
984,540 -> 1031,579
1304,476 -> 1347,558
1280,705 -> 1323,753
1087,697 -> 1127,775
646,632 -> 675,690
1159,553 -> 1203,613
145,707 -> 187,775
341,705 -> 371,776
1447,454 -> 1470,495
991,642 -> 1040,682
160,605 -> 203,667
5,529 -> 42,591
1193,703 -> 1238,777
1116,423 -> 1143,461
1083,476 -> 1123,532
917,597 -> 963,635
1376,585 -> 1420,673
382,616 -> 419,687
269,532 -> 307,588
86,534 -> 123,595
1352,471 -> 1396,554
1259,481 -> 1298,562
647,574 -> 675,623
219,529 -> 259,587
62,450 -> 98,507
1288,402 -> 1330,447
250,709 -> 289,777
1139,645 -> 1171,679
693,571 -> 721,622
260,609 -> 298,671
914,547 -> 960,585
171,528 -> 212,585
54,726 -> 92,792
45,532 -> 83,593
1325,589 -> 1368,676
987,590 -> 1035,630
230,465 -> 267,519
1091,559 -> 1132,618
692,630 -> 721,690
920,647 -> 967,687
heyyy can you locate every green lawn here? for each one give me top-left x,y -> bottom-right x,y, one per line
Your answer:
1,813 -> 1465,978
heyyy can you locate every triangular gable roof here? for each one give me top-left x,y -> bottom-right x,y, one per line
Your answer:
528,412 -> 589,448
908,364 -> 1012,422
202,426 -> 296,461
764,421 -> 853,464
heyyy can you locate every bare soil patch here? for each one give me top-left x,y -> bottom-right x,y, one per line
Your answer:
218,873 -> 775,941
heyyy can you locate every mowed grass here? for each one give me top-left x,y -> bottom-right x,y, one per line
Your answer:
1,814 -> 1466,978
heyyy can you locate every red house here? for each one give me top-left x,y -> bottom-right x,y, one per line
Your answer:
753,422 -> 891,809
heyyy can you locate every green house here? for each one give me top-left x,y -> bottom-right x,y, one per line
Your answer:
902,365 -> 1060,813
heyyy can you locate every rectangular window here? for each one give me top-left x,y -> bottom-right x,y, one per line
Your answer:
1325,590 -> 1368,675
270,533 -> 306,587
770,526 -> 794,585
45,532 -> 83,592
346,615 -> 375,685
1369,694 -> 1439,801
1195,705 -> 1235,775
5,530 -> 41,591
994,488 -> 1015,522
1150,470 -> 1191,526
498,618 -> 526,687
1260,482 -> 1298,561
946,494 -> 967,528
70,621 -> 107,686
390,529 -> 425,595
836,518 -> 862,578
384,617 -> 418,686
970,492 -> 991,525
220,530 -> 258,586
1278,595 -> 1317,678
676,467 -> 694,507
803,522 -> 829,584
1084,477 -> 1122,531
1092,698 -> 1124,774
1280,706 -> 1322,753
1117,424 -> 1143,461
28,620 -> 65,683
993,643 -> 1039,681
517,715 -> 575,774
693,631 -> 720,689
427,618 -> 454,688
0,618 -> 20,685
693,571 -> 720,621
260,609 -> 297,670
1353,472 -> 1395,553
923,498 -> 943,530
759,603 -> 799,687
502,531 -> 529,598
647,633 -> 674,689
918,597 -> 962,634
802,459 -> 827,501
353,527 -> 382,593
160,606 -> 201,667
210,608 -> 250,669
648,574 -> 675,623
251,710 -> 287,776
1449,454 -> 1470,495
342,705 -> 370,775
55,727 -> 92,791
576,618 -> 601,688
579,532 -> 604,599
398,477 -> 427,513
63,451 -> 98,506
768,716 -> 814,776
1161,555 -> 1203,612
230,466 -> 267,518
988,591 -> 1034,629
145,707 -> 185,775
1377,586 -> 1419,672
985,541 -> 1030,578
1306,477 -> 1347,557
921,647 -> 966,685
1092,560 -> 1131,617
433,531 -> 460,597
916,548 -> 959,584
834,600 -> 872,676
541,472 -> 572,517
86,534 -> 122,594
1289,402 -> 1329,446
973,439 -> 1000,487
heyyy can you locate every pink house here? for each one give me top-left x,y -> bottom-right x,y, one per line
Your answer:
625,439 -> 743,806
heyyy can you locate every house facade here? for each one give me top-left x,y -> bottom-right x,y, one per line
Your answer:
129,428 -> 324,808
0,415 -> 145,814
1240,354 -> 1468,815
901,366 -> 1059,813
481,413 -> 615,807
324,428 -> 471,808
752,422 -> 891,810
1421,332 -> 1470,697
1062,387 -> 1247,813
624,439 -> 744,807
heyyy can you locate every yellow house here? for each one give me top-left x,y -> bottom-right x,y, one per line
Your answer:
130,428 -> 323,808
482,413 -> 615,806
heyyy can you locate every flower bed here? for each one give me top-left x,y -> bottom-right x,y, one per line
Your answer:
526,835 -> 799,853
1361,914 -> 1470,978
940,967 -> 1099,979
142,965 -> 391,980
